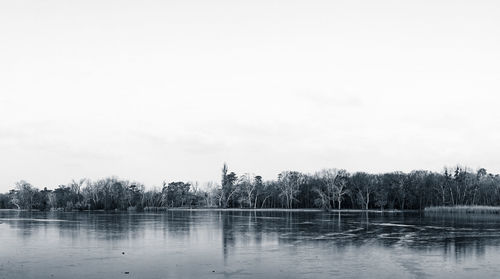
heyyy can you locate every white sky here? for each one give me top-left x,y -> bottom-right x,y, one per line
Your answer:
1,0 -> 499,191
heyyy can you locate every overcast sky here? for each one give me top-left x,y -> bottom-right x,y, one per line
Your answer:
1,0 -> 499,191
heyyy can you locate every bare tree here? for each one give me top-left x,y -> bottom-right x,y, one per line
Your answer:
260,182 -> 274,208
13,181 -> 37,210
277,171 -> 303,209
314,169 -> 350,210
239,174 -> 257,208
333,171 -> 350,210
351,173 -> 376,210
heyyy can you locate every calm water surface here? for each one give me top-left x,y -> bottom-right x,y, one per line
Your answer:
1,210 -> 500,279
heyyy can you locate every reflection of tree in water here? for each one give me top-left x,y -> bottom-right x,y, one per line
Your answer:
221,211 -> 234,263
220,211 -> 348,261
6,210 -> 33,239
86,213 -> 148,241
163,210 -> 193,240
3,211 -> 153,242
4,210 -> 500,264
442,237 -> 488,262
221,210 -> 282,263
420,212 -> 500,261
219,210 -> 500,263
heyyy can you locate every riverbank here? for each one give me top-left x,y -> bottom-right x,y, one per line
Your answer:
425,206 -> 500,214
0,208 -> 408,213
165,208 -> 407,213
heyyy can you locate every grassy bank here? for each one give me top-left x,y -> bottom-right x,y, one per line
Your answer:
425,206 -> 500,214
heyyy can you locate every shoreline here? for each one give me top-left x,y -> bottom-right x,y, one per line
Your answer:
0,208 -> 412,213
165,208 -> 410,213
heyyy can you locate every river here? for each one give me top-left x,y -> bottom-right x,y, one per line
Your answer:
1,210 -> 499,278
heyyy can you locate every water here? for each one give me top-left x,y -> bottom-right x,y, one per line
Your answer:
1,210 -> 500,279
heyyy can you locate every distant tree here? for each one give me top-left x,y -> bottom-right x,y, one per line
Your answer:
260,181 -> 277,208
313,170 -> 334,209
0,193 -> 9,209
220,163 -> 238,208
7,164 -> 500,211
374,187 -> 388,211
125,183 -> 144,209
253,176 -> 263,209
239,174 -> 257,208
314,169 -> 350,210
13,181 -> 38,210
69,179 -> 86,204
277,171 -> 304,209
162,181 -> 191,207
203,182 -> 219,207
351,173 -> 376,210
38,187 -> 52,211
333,171 -> 350,210
9,189 -> 21,210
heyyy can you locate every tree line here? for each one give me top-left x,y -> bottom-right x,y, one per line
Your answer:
1,164 -> 500,211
